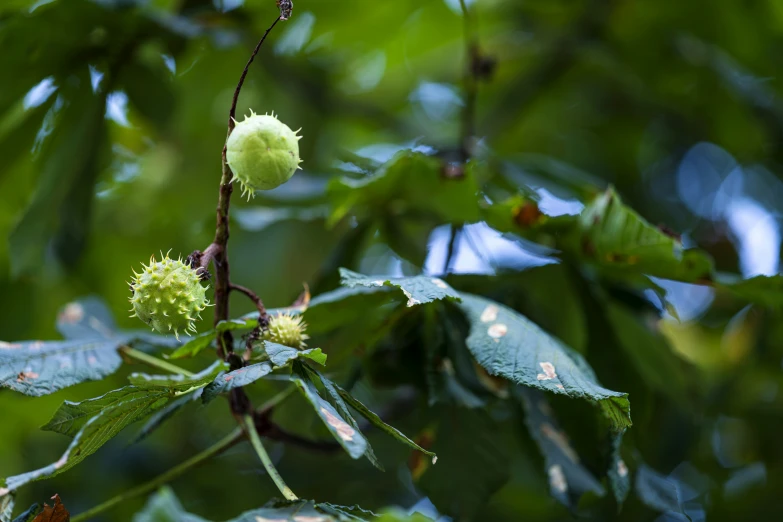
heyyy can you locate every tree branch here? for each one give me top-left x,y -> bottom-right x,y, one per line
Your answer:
230,283 -> 268,323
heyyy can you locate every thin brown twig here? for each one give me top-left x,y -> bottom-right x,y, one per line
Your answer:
230,282 -> 268,321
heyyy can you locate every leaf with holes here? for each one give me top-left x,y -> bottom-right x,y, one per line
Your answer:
290,362 -> 368,460
340,268 -> 460,307
515,387 -> 605,507
2,386 -> 172,494
456,293 -> 631,429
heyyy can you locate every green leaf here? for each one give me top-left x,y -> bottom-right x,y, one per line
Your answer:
327,150 -> 481,227
327,377 -> 436,458
1,494 -> 12,522
576,188 -> 714,282
3,386 -> 172,493
1,296 -> 188,396
635,465 -> 687,518
340,268 -> 460,307
0,337 -> 126,396
132,392 -> 199,444
166,332 -> 215,360
201,363 -> 272,405
603,300 -> 695,404
515,387 -> 605,507
375,510 -> 434,522
718,273 -> 783,309
299,365 -> 383,470
132,487 -> 208,522
416,407 -> 510,520
290,362 -> 369,460
134,488 -> 380,521
55,296 -> 117,340
128,360 -> 227,391
10,503 -> 41,522
455,293 -> 631,430
265,342 -> 327,367
607,431 -> 630,505
119,61 -> 175,130
9,78 -> 108,276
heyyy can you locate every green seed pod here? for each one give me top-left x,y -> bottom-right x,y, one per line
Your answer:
225,111 -> 302,199
264,313 -> 309,349
129,253 -> 209,340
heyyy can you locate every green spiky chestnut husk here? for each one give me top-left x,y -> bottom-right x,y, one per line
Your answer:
225,111 -> 302,199
129,254 -> 209,339
264,313 -> 309,349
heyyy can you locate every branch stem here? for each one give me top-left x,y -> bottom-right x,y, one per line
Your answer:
230,283 -> 267,320
119,346 -> 194,377
71,428 -> 243,522
242,414 -> 298,501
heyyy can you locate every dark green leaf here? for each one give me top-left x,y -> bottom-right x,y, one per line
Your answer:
11,503 -> 41,522
299,365 -> 382,470
201,363 -> 272,405
416,407 -> 510,519
603,300 -> 695,404
328,378 -> 435,458
456,293 -> 631,429
4,386 -> 172,492
635,465 -> 687,518
340,268 -> 460,307
327,150 -> 481,227
166,332 -> 215,360
607,431 -> 630,505
55,295 -> 117,340
264,342 -> 327,367
132,487 -> 207,522
128,360 -> 227,391
0,337 -> 125,396
516,387 -> 605,507
119,62 -> 175,130
132,392 -> 199,444
290,362 -> 368,460
9,79 -> 107,276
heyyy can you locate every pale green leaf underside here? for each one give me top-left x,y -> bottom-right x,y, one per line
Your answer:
339,268 -> 460,307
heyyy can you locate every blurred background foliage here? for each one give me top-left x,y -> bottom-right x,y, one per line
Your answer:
3,0 -> 783,520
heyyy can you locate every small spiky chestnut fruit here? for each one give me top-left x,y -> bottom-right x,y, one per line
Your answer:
129,253 -> 209,339
226,110 -> 302,199
264,313 -> 309,349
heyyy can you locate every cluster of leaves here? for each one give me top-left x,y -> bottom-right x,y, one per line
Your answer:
3,0 -> 783,520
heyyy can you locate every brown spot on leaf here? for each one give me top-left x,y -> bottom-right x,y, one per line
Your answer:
441,162 -> 465,179
513,201 -> 544,228
32,494 -> 70,522
320,407 -> 355,441
59,303 -> 84,324
488,323 -> 507,339
17,371 -> 39,383
548,465 -> 568,493
480,305 -> 499,323
431,278 -> 448,289
536,362 -> 557,381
